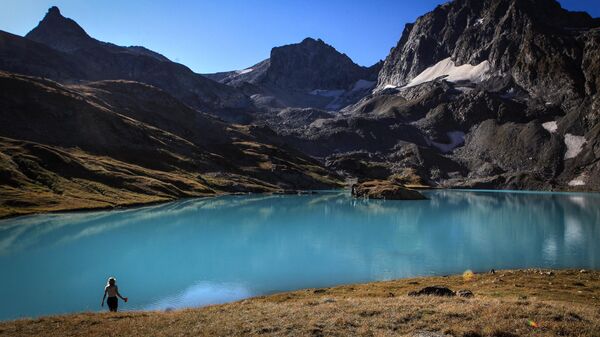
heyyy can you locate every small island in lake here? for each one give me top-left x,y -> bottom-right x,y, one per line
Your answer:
351,180 -> 427,200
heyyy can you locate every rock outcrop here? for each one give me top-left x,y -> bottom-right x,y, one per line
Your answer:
408,286 -> 456,297
456,289 -> 475,298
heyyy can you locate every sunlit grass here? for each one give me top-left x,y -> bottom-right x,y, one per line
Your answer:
1,269 -> 598,336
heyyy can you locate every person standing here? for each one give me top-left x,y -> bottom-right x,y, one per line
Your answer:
101,277 -> 128,312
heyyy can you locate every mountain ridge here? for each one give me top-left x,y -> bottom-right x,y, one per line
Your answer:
264,0 -> 600,191
203,37 -> 382,112
4,7 -> 252,123
0,70 -> 341,218
27,6 -> 171,62
2,1 -> 600,218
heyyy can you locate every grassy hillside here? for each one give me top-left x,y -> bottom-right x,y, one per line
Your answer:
0,72 -> 342,218
1,269 -> 598,336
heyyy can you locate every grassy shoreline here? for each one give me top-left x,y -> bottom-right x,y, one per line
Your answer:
2,269 -> 598,336
0,196 -> 177,220
0,189 -> 332,220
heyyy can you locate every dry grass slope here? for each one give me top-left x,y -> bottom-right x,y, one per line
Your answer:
0,72 -> 343,219
1,269 -> 598,337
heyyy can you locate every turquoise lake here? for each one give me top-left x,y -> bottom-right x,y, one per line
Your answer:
1,190 -> 599,320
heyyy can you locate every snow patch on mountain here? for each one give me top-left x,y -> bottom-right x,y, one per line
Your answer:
564,134 -> 586,160
429,131 -> 466,153
236,68 -> 254,75
568,172 -> 587,186
542,121 -> 558,133
403,58 -> 491,88
309,89 -> 345,97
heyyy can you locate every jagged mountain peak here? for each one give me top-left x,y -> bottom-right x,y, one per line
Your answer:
205,37 -> 379,91
202,37 -> 382,111
272,37 -> 350,62
266,37 -> 372,90
295,37 -> 336,51
376,0 -> 600,94
299,37 -> 325,45
47,6 -> 61,16
26,6 -> 94,52
6,6 -> 251,121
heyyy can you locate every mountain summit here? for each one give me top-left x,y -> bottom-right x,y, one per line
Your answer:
4,7 -> 252,121
204,37 -> 381,111
265,37 -> 376,91
26,6 -> 95,52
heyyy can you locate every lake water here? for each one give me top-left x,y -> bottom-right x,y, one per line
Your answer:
1,189 -> 599,320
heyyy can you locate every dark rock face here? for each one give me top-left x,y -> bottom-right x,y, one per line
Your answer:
266,38 -> 375,90
370,0 -> 600,191
26,6 -> 93,53
377,0 -> 600,97
204,38 -> 381,111
27,7 -> 169,62
0,30 -> 85,80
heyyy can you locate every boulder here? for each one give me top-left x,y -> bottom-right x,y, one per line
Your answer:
351,180 -> 427,200
457,289 -> 474,298
408,286 -> 455,297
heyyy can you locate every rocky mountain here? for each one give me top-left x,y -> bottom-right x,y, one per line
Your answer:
2,0 -> 600,219
0,70 -> 340,218
376,0 -> 600,96
26,7 -> 168,61
270,0 -> 600,191
1,7 -> 252,122
205,38 -> 381,111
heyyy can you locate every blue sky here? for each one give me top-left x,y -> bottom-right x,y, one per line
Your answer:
1,0 -> 599,73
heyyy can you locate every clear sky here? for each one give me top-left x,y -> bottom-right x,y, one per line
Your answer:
1,0 -> 599,73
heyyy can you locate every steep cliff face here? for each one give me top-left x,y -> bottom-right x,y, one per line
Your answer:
376,0 -> 600,102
